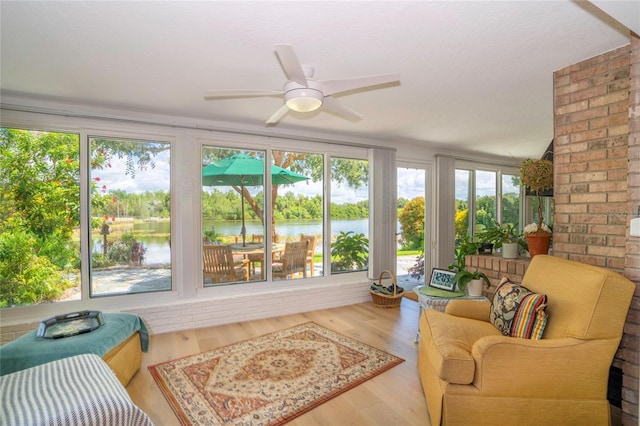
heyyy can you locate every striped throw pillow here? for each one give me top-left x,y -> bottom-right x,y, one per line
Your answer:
490,278 -> 548,340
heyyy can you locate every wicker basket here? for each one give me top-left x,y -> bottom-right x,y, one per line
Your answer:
370,270 -> 402,308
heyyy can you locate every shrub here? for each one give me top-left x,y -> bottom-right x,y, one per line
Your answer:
398,197 -> 424,250
331,231 -> 369,272
0,229 -> 73,307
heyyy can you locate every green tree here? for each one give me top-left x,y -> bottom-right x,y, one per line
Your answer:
475,195 -> 497,228
455,209 -> 469,240
0,129 -> 81,306
398,197 -> 425,250
0,130 -> 162,306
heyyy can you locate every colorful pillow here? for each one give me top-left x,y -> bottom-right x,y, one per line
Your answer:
490,278 -> 548,339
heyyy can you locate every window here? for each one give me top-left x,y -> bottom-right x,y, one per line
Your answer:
330,157 -> 369,273
454,169 -> 471,239
396,165 -> 427,281
89,137 -> 171,296
272,150 -> 324,280
475,170 -> 497,231
501,173 -> 520,225
201,147 -> 369,283
455,166 -> 521,238
1,129 -> 81,307
201,147 -> 266,285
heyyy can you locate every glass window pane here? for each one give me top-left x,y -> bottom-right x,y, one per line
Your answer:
454,169 -> 470,239
475,170 -> 496,231
89,137 -> 171,296
397,167 -> 426,251
501,173 -> 520,225
272,150 -> 323,280
1,129 -> 81,307
330,157 -> 369,273
397,166 -> 426,283
202,148 -> 265,285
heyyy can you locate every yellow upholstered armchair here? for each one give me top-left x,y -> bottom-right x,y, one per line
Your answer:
417,255 -> 635,425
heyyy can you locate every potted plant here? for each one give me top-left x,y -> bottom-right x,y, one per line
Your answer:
520,158 -> 553,257
449,235 -> 480,273
477,221 -> 525,259
452,267 -> 490,297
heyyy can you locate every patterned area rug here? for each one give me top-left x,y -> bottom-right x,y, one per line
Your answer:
149,322 -> 404,425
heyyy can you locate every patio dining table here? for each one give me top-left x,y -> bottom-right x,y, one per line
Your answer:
231,243 -> 285,279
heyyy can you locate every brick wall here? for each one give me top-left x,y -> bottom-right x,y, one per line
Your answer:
466,254 -> 530,300
554,39 -> 639,425
625,34 -> 640,426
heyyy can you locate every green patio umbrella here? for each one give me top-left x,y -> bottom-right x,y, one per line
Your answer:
202,153 -> 309,245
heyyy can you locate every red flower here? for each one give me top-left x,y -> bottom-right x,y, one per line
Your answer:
93,177 -> 101,182
103,215 -> 109,220
112,197 -> 117,203
111,217 -> 116,222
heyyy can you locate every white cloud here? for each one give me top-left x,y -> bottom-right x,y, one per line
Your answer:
93,150 -> 171,194
397,168 -> 425,200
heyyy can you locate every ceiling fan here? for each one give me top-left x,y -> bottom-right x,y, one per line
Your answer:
203,44 -> 400,125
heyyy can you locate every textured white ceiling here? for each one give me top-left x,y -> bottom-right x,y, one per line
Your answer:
0,1 -> 632,159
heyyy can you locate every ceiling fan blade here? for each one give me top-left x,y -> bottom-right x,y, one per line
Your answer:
319,73 -> 400,96
204,89 -> 283,99
321,97 -> 363,121
275,44 -> 308,87
265,104 -> 290,125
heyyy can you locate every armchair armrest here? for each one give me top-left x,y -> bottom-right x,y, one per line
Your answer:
469,336 -> 617,399
445,300 -> 491,321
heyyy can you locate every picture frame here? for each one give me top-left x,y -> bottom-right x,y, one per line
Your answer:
428,268 -> 457,292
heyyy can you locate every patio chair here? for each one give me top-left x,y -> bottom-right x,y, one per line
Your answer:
272,240 -> 308,279
247,234 -> 264,276
203,245 -> 249,283
299,234 -> 317,276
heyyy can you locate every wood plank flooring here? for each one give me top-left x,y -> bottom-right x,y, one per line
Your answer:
126,297 -> 428,426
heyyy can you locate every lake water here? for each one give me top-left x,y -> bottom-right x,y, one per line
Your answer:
96,219 -> 371,265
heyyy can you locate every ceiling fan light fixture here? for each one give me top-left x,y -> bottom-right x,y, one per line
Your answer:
286,96 -> 322,112
285,88 -> 323,112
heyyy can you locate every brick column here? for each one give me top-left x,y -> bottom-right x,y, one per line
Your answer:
624,33 -> 640,425
554,39 -> 639,424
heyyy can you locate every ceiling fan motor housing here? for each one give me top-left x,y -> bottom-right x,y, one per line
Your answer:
284,80 -> 323,112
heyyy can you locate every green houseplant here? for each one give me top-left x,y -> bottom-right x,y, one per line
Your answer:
477,220 -> 526,258
477,221 -> 520,249
453,268 -> 490,296
449,235 -> 480,273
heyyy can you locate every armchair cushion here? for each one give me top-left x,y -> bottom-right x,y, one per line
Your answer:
490,278 -> 548,339
423,309 -> 502,384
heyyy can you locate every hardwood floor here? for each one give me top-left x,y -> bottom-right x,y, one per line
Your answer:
126,298 -> 429,426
